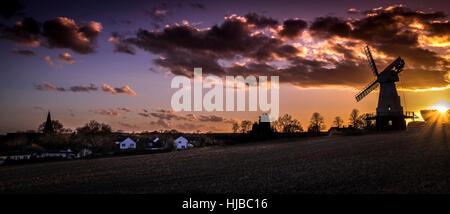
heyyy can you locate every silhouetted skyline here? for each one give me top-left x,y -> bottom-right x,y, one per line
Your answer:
0,0 -> 449,133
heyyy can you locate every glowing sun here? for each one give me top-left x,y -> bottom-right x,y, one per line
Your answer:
432,104 -> 448,113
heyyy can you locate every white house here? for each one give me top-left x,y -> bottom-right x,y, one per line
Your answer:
118,137 -> 136,150
174,136 -> 189,150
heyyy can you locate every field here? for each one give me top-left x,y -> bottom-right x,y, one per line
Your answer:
0,124 -> 448,194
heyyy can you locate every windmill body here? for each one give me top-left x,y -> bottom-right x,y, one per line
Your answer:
355,46 -> 408,130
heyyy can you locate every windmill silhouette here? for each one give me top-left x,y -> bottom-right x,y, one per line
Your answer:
355,45 -> 414,130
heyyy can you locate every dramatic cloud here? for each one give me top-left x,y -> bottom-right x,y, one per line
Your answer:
58,52 -> 75,64
118,15 -> 301,76
90,108 -> 121,117
43,17 -> 102,54
1,16 -> 102,54
109,32 -> 135,55
278,19 -> 308,39
115,6 -> 449,90
1,17 -> 41,47
245,13 -> 278,28
12,48 -> 34,56
309,17 -> 351,38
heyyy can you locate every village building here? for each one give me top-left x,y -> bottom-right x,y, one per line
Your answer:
43,111 -> 54,134
116,137 -> 136,150
174,136 -> 190,150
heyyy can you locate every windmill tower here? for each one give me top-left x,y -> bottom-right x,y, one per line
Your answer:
355,45 -> 407,131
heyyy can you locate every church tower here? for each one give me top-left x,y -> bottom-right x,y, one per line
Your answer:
43,111 -> 54,134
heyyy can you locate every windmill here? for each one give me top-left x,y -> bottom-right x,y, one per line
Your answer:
355,45 -> 410,130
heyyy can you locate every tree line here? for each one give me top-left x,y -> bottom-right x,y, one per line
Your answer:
231,108 -> 374,134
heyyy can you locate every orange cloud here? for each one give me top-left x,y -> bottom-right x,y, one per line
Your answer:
101,84 -> 137,96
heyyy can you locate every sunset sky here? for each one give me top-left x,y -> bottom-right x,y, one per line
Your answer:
0,0 -> 449,133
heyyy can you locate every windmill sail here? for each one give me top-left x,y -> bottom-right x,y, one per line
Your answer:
364,45 -> 379,77
355,79 -> 379,102
380,57 -> 405,73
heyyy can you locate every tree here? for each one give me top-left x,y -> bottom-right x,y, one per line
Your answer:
38,120 -> 71,134
349,109 -> 363,128
359,113 -> 374,129
333,116 -> 344,128
76,120 -> 112,135
75,120 -> 113,151
164,129 -> 180,134
232,122 -> 240,133
273,114 -> 303,133
240,120 -> 253,133
308,112 -> 325,132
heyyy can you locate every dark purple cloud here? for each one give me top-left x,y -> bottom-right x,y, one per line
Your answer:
278,18 -> 307,39
245,12 -> 278,28
113,5 -> 449,89
43,17 -> 102,54
1,15 -> 102,54
1,17 -> 41,47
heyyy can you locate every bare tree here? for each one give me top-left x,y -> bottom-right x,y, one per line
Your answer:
349,109 -> 363,128
359,113 -> 374,129
308,112 -> 326,132
333,116 -> 344,128
75,120 -> 113,150
240,120 -> 253,133
232,122 -> 240,133
273,114 -> 303,133
38,120 -> 72,134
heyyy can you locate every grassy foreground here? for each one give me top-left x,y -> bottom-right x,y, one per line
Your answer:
0,125 -> 448,193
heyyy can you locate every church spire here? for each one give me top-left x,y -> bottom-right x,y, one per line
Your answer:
43,111 -> 54,134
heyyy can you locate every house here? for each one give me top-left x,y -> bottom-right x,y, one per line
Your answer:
146,137 -> 164,150
117,137 -> 136,150
174,136 -> 189,150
